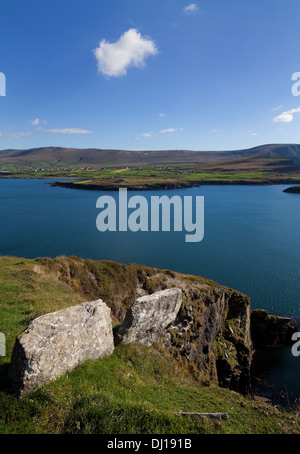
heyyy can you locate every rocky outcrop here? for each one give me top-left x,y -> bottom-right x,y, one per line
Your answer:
164,287 -> 252,393
9,300 -> 114,397
7,257 -> 299,399
115,288 -> 182,346
251,309 -> 298,349
115,278 -> 253,393
283,185 -> 300,193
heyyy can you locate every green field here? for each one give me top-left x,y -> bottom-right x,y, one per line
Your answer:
2,155 -> 300,188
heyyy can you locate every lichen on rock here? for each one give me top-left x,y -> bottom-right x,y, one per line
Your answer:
115,288 -> 182,346
9,300 -> 114,397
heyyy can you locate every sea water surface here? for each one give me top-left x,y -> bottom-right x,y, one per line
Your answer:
1,179 -> 300,400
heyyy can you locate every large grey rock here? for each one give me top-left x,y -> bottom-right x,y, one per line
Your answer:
115,288 -> 182,346
9,300 -> 114,397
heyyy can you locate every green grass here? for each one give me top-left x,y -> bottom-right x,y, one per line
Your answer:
2,344 -> 300,434
0,257 -> 84,366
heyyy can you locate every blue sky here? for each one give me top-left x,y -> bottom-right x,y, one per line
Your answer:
1,0 -> 300,151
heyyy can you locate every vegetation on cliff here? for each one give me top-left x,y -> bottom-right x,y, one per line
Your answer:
0,256 -> 299,434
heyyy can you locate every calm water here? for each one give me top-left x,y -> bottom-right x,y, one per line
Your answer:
1,179 -> 300,399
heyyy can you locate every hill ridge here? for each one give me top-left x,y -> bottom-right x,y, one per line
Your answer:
1,143 -> 300,167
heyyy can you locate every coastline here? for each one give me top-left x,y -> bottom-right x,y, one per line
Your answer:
50,179 -> 300,191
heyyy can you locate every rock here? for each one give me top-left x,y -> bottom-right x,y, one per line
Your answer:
176,411 -> 228,420
9,300 -> 114,397
253,395 -> 272,404
283,186 -> 300,194
115,288 -> 182,346
251,309 -> 298,349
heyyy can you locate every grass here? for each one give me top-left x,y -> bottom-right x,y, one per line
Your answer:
0,256 -> 300,434
2,344 -> 300,434
0,257 -> 83,366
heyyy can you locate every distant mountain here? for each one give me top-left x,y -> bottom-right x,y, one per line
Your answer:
1,144 -> 300,167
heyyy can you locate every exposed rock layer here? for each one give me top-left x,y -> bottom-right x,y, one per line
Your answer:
164,287 -> 253,393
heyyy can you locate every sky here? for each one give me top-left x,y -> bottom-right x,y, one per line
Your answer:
1,0 -> 300,151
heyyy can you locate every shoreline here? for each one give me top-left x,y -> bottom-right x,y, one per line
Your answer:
50,179 -> 300,191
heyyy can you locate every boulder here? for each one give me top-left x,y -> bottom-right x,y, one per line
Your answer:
9,300 -> 114,397
115,288 -> 182,346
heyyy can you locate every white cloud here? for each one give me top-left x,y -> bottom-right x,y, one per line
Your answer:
271,105 -> 283,112
250,132 -> 258,136
158,113 -> 166,117
43,128 -> 93,134
184,3 -> 199,13
30,118 -> 47,126
141,132 -> 153,138
0,131 -> 32,138
30,118 -> 40,126
93,28 -> 158,77
160,128 -> 183,134
273,107 -> 300,123
210,129 -> 220,133
171,22 -> 181,28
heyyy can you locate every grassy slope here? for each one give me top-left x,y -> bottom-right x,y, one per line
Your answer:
0,256 -> 300,434
2,345 -> 300,435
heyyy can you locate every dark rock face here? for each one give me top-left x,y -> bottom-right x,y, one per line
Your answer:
214,294 -> 252,394
251,309 -> 298,349
164,287 -> 252,394
9,300 -> 114,397
283,186 -> 300,193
